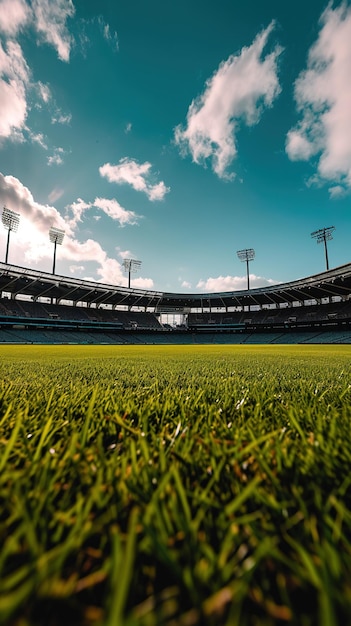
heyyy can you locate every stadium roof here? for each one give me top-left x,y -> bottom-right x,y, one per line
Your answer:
0,262 -> 350,310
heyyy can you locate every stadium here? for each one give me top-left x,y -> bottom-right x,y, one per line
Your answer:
0,257 -> 351,344
1,223 -> 351,626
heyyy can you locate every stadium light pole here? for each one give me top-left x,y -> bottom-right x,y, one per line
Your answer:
49,227 -> 65,275
2,207 -> 20,264
311,226 -> 335,271
237,248 -> 255,290
123,258 -> 142,288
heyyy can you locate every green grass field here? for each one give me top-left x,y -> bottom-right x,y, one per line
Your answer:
0,344 -> 350,626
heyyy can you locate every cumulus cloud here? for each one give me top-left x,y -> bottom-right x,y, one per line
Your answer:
31,0 -> 75,62
116,248 -> 133,259
65,196 -> 140,229
27,130 -> 47,149
0,0 -> 75,63
174,21 -> 282,179
65,197 -> 91,229
47,147 -> 65,166
62,236 -> 106,265
197,274 -> 278,292
51,111 -> 72,125
0,172 -> 67,233
0,1 -> 73,145
0,172 -> 153,287
69,264 -> 85,274
0,0 -> 30,37
95,258 -> 152,288
286,3 -> 351,192
0,40 -> 30,141
99,158 -> 170,201
0,171 -> 68,263
37,81 -> 51,103
131,277 -> 154,289
328,184 -> 347,199
93,197 -> 140,226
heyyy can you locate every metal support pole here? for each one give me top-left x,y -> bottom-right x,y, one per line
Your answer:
311,226 -> 335,271
52,240 -> 57,275
237,248 -> 255,291
324,238 -> 329,271
49,227 -> 65,276
123,258 -> 141,290
5,229 -> 10,264
2,207 -> 20,264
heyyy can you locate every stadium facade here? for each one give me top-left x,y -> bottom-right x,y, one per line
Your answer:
0,261 -> 350,344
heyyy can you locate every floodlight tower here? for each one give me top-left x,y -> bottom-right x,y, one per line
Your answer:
123,258 -> 141,288
2,207 -> 20,263
237,248 -> 255,290
49,227 -> 65,275
311,226 -> 335,271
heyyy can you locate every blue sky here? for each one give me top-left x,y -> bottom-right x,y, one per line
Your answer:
0,0 -> 350,293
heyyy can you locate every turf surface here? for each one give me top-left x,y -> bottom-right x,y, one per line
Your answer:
0,344 -> 350,626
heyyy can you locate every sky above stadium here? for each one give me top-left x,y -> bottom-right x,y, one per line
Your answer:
0,0 -> 350,293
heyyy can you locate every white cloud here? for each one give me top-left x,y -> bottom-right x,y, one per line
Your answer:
0,0 -> 30,37
125,122 -> 132,133
99,158 -> 170,201
37,81 -> 51,103
66,196 -> 139,232
36,82 -> 72,125
99,17 -> 119,52
285,125 -> 316,161
0,171 -> 69,264
0,40 -> 30,140
0,0 -> 75,145
78,15 -> 118,58
66,197 -> 91,229
51,111 -> 72,125
93,197 -> 140,226
31,0 -> 75,62
47,147 -> 65,166
0,171 -> 69,234
0,172 -> 154,287
181,280 -> 192,289
286,3 -> 351,191
28,130 -> 47,149
63,237 -> 106,264
69,264 -> 85,274
96,258 -> 125,284
95,257 -> 153,288
197,274 -> 278,292
117,248 -> 133,259
0,12 -> 72,145
131,277 -> 154,289
174,22 -> 282,179
328,184 -> 348,199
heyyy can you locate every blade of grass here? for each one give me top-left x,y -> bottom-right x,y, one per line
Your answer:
106,507 -> 139,626
0,408 -> 23,472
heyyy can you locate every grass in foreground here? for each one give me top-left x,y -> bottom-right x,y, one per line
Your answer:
0,344 -> 350,626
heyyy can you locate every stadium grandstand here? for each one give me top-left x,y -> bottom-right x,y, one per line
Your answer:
0,261 -> 351,344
